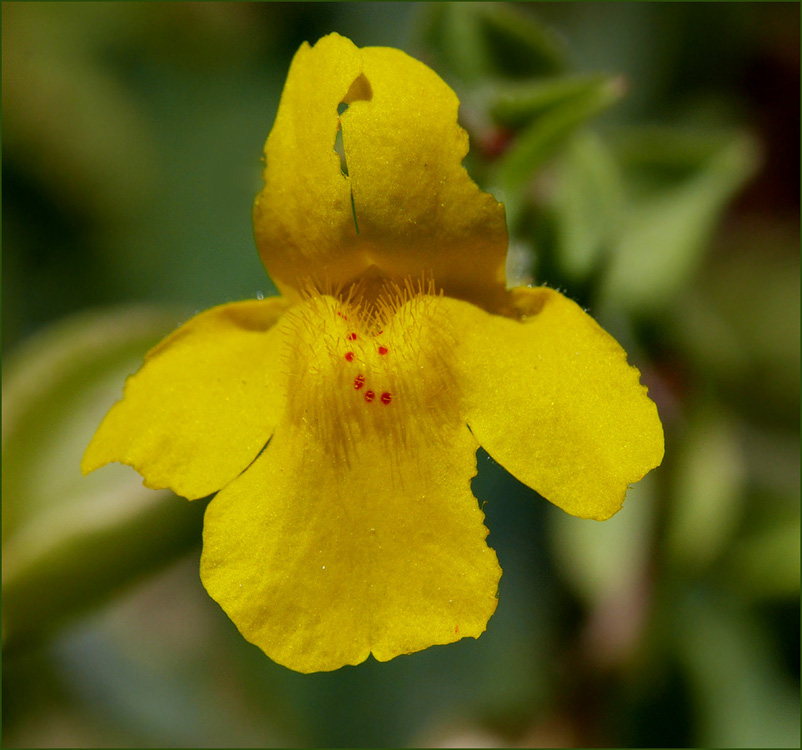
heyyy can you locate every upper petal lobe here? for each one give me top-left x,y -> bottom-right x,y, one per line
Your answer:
253,33 -> 508,311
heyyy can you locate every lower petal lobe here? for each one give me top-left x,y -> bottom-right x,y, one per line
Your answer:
200,395 -> 500,673
443,288 -> 664,520
82,297 -> 290,500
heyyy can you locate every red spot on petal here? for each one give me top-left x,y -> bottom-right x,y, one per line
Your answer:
380,392 -> 392,405
354,375 -> 365,390
378,346 -> 389,355
348,332 -> 358,341
344,352 -> 354,362
455,624 -> 459,634
365,390 -> 375,403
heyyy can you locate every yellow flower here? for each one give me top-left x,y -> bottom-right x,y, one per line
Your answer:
82,34 -> 663,673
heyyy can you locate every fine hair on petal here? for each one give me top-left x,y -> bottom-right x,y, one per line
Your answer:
280,276 -> 460,476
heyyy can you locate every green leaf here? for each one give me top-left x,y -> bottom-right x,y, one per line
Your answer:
473,2 -> 567,79
2,306 -> 205,650
485,73 -> 622,128
729,520 -> 800,601
664,403 -> 746,571
599,131 -> 760,314
549,474 -> 657,605
612,126 -> 751,187
673,588 -> 800,747
668,233 -> 800,424
490,75 -> 625,225
416,2 -> 567,85
550,130 -> 625,280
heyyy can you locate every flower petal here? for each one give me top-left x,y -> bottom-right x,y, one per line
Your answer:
82,298 -> 291,500
343,46 -> 508,309
200,399 -> 500,673
254,33 -> 508,311
253,34 -> 362,300
442,287 -> 664,520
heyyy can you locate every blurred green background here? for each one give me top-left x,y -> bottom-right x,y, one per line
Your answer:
2,2 -> 799,747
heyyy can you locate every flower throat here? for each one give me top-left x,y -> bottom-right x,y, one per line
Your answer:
281,279 -> 460,465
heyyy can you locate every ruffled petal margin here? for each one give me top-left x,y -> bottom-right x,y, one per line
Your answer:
438,287 -> 664,520
200,412 -> 500,673
82,297 -> 290,500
